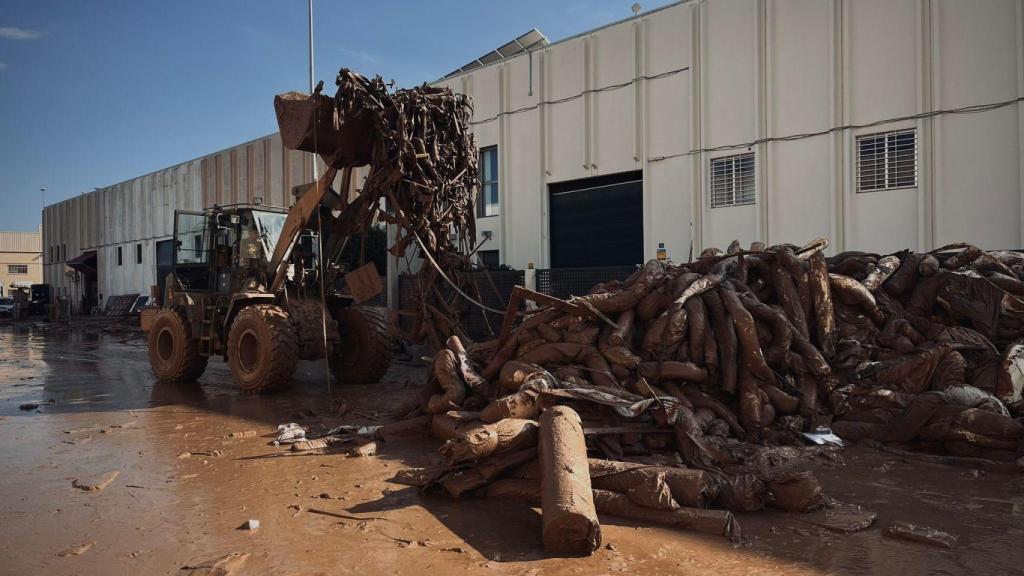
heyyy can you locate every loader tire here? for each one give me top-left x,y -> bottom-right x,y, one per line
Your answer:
227,304 -> 298,394
148,308 -> 208,382
330,306 -> 393,385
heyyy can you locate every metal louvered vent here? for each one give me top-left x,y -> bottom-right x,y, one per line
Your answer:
710,153 -> 755,208
857,129 -> 917,192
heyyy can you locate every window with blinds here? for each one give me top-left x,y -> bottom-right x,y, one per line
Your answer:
710,153 -> 755,208
478,146 -> 499,217
857,129 -> 917,192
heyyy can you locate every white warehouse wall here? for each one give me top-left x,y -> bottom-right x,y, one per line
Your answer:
437,0 -> 1024,269
42,133 -> 321,311
43,0 -> 1024,307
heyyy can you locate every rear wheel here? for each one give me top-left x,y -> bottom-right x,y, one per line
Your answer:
148,308 -> 207,382
330,306 -> 393,385
227,304 -> 298,393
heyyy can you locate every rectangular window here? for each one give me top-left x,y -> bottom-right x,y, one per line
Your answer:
710,153 -> 755,208
8,265 -> 28,274
117,246 -> 123,266
174,212 -> 211,265
136,244 -> 143,264
857,129 -> 917,192
478,146 -> 499,217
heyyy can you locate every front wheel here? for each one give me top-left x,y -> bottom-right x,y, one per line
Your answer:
148,308 -> 207,382
330,306 -> 393,385
227,304 -> 298,393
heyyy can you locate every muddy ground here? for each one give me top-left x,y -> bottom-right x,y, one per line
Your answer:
1,319 -> 1023,576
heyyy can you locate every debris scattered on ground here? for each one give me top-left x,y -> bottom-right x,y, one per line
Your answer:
72,470 -> 120,492
58,541 -> 96,557
350,441 -> 379,458
290,436 -> 350,452
180,552 -> 250,575
238,519 -> 260,531
801,427 -> 844,446
229,430 -> 258,439
884,521 -> 957,548
273,423 -> 306,445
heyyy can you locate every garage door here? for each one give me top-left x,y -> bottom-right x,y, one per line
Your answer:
549,171 -> 643,268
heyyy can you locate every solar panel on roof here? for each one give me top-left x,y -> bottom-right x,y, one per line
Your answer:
441,28 -> 550,80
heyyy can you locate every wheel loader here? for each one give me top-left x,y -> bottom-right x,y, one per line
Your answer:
145,87 -> 394,393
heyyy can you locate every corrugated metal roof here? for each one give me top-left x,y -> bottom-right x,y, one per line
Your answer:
0,230 -> 42,253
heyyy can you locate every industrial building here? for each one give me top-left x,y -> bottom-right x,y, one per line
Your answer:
43,0 -> 1024,313
0,228 -> 42,298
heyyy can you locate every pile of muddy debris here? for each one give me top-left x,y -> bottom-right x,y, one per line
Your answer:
391,239 -> 1024,554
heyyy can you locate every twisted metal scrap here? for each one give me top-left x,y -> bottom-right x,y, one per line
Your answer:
330,69 -> 478,257
323,69 -> 481,347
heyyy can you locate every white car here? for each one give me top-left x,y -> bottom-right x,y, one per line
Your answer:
0,298 -> 14,317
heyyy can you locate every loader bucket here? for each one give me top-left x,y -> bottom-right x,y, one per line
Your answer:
274,91 -> 376,168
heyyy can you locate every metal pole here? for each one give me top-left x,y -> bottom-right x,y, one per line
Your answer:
308,0 -> 318,179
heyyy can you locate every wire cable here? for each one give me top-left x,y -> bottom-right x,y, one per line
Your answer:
469,66 -> 690,126
463,60 -> 1022,163
411,231 -> 510,316
310,92 -> 334,408
649,95 -> 1024,162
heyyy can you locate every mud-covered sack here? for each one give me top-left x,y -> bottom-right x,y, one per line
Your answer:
996,339 -> 1024,405
588,458 -> 716,508
715,474 -> 767,512
591,489 -> 740,542
499,361 -> 556,392
429,413 -> 476,441
427,349 -> 466,414
766,470 -> 825,513
540,406 -> 601,555
486,477 -> 542,504
438,419 -> 538,465
436,448 -> 538,498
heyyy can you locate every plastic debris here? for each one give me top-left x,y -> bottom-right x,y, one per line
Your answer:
274,423 -> 307,445
801,426 -> 844,446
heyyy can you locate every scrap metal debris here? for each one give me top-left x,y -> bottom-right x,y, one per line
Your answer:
276,68 -> 482,349
400,239 -> 1024,555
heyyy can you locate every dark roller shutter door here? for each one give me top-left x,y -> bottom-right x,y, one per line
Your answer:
549,171 -> 643,268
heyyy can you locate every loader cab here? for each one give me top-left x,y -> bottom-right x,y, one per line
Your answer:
173,211 -> 214,292
171,207 -> 290,294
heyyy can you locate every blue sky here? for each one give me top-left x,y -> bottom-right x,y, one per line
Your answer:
0,0 -> 660,232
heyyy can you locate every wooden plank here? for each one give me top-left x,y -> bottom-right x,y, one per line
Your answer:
345,262 -> 383,304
